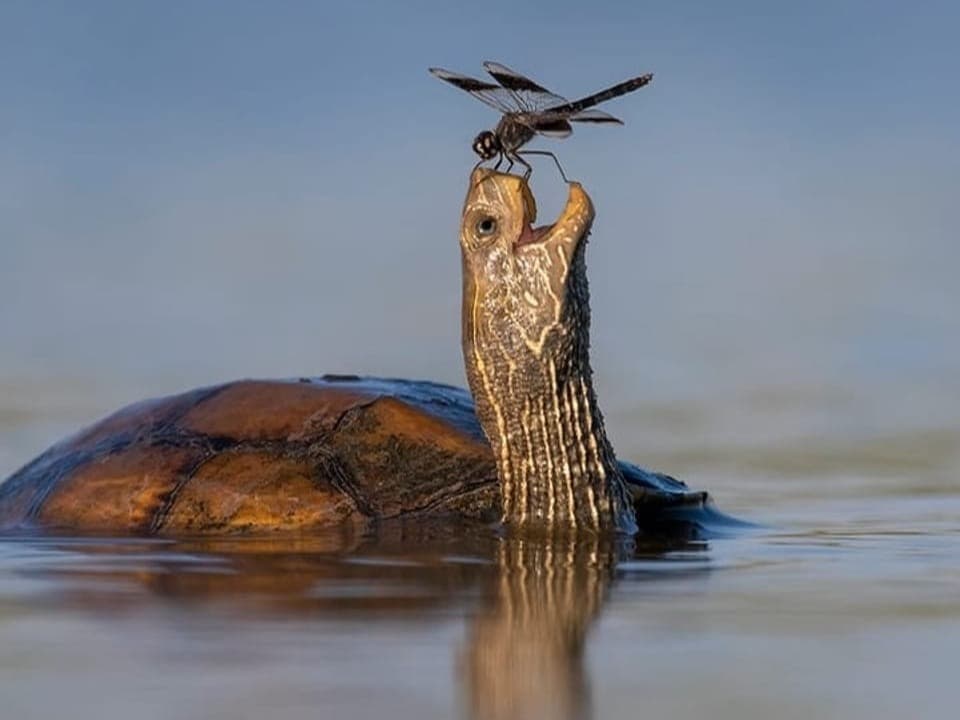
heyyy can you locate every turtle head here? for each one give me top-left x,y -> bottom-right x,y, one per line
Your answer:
460,168 -> 595,368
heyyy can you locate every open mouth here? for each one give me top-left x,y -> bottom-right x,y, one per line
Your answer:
516,223 -> 554,248
513,179 -> 586,250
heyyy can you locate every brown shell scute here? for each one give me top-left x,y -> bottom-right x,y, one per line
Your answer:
0,377 -> 501,535
177,381 -> 376,441
36,446 -> 202,531
327,396 -> 496,519
160,451 -> 358,533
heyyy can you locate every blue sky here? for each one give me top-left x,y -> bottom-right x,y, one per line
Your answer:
0,1 -> 956,412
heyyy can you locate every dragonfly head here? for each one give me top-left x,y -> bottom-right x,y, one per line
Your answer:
472,131 -> 501,160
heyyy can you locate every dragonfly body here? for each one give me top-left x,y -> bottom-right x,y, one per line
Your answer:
430,61 -> 653,178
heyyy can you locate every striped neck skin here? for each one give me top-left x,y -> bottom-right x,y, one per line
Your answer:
460,170 -> 637,534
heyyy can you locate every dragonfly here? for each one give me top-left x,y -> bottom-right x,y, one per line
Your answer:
429,61 -> 653,180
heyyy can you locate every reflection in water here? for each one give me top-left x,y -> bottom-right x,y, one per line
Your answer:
1,525 -> 704,719
463,535 -> 616,720
462,533 -> 708,720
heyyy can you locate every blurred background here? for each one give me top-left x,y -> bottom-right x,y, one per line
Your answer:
1,0 -> 957,509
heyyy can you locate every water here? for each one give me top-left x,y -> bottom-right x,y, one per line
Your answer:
1,382 -> 957,720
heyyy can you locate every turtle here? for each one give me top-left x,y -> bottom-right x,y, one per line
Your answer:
0,169 -> 719,535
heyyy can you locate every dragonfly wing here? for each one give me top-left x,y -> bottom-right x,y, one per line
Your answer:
429,67 -> 522,114
531,117 -> 573,139
568,108 -> 624,124
482,61 -> 570,113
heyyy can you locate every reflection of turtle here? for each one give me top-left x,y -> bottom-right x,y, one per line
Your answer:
0,170 -> 714,535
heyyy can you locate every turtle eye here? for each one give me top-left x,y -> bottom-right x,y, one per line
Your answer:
475,216 -> 497,237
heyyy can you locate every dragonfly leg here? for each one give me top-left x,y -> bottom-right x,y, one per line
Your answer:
518,150 -> 569,183
511,153 -> 533,179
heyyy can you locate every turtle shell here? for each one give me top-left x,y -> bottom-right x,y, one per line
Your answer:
0,376 -> 708,535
